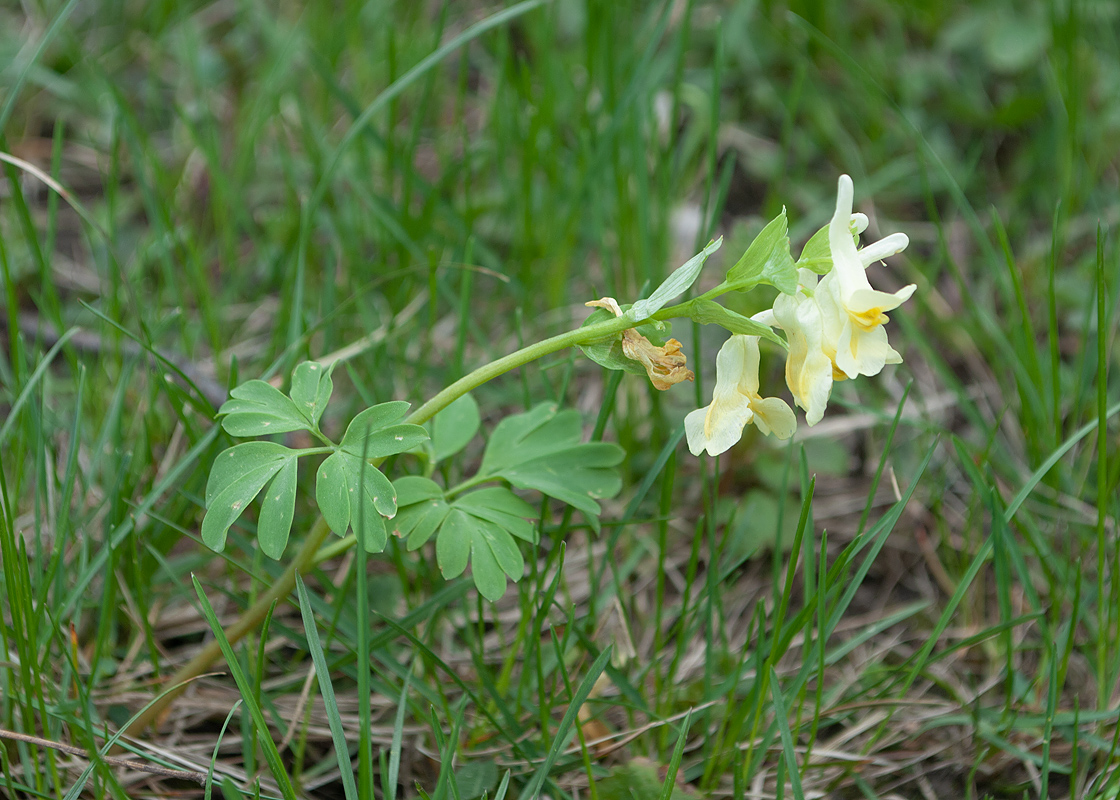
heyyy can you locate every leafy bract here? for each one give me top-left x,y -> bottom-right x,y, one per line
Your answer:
629,237 -> 723,320
686,300 -> 786,347
797,215 -> 866,274
431,393 -> 481,461
217,381 -> 309,437
289,361 -> 334,427
479,403 -> 624,524
726,209 -> 798,294
797,223 -> 832,274
202,442 -> 296,553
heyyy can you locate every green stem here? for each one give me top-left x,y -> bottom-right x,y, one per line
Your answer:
405,312 -> 636,425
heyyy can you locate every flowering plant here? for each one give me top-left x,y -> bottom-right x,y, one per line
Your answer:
202,174 -> 914,600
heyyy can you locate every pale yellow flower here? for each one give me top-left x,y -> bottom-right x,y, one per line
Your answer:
770,269 -> 836,425
817,174 -> 915,379
685,335 -> 796,457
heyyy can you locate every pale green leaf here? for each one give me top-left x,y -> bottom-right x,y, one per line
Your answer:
797,223 -> 832,274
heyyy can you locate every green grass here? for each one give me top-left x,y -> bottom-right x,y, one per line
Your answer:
1,0 -> 1118,798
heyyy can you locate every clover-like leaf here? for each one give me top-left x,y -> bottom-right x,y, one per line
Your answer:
686,300 -> 786,347
257,457 -> 297,559
289,361 -> 334,428
341,401 -> 428,459
431,393 -> 481,462
203,442 -> 295,551
629,237 -> 723,320
218,380 -> 310,437
726,209 -> 798,295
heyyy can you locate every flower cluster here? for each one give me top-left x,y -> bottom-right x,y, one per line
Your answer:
685,175 -> 915,457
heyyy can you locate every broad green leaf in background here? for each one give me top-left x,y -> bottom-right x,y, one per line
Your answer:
289,360 -> 334,428
726,209 -> 798,294
341,401 -> 429,459
629,237 -> 723,320
431,393 -> 481,461
202,442 -> 295,551
686,300 -> 786,347
217,380 -> 310,437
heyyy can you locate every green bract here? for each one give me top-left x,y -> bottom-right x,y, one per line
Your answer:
629,237 -> 723,320
725,208 -> 798,294
686,300 -> 786,348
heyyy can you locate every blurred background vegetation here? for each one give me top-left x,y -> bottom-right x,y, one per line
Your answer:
1,0 -> 1117,798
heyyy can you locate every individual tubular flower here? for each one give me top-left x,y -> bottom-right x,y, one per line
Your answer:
685,335 -> 796,457
770,269 -> 836,425
817,174 -> 915,379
